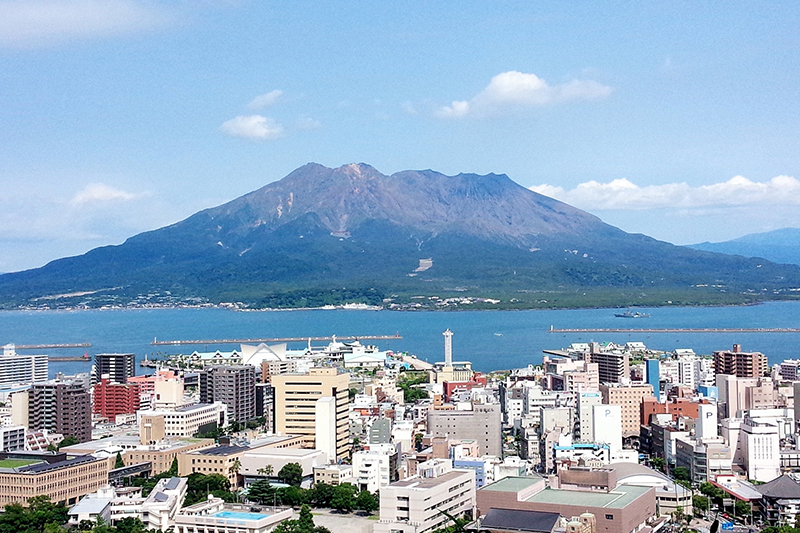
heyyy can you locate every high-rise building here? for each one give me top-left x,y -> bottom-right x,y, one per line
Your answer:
645,359 -> 660,399
29,378 -> 92,442
589,346 -> 630,384
94,353 -> 135,384
713,344 -> 767,378
199,365 -> 256,423
576,391 -> 602,442
427,403 -> 502,456
599,383 -> 654,437
93,377 -> 141,419
271,367 -> 351,460
0,344 -> 48,386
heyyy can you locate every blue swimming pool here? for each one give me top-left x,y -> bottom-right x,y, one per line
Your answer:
214,511 -> 270,520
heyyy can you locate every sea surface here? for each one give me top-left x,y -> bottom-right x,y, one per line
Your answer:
2,301 -> 800,377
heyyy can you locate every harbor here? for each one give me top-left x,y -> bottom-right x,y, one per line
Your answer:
549,327 -> 800,333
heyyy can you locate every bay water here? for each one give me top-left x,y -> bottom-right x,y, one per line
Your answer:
2,301 -> 800,377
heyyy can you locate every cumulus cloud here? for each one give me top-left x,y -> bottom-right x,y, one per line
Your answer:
70,183 -> 144,206
220,115 -> 284,140
0,0 -> 173,48
247,90 -> 283,110
436,71 -> 613,118
530,175 -> 800,210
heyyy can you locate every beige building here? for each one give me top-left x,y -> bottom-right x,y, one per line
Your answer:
271,368 -> 351,460
375,459 -> 475,533
0,451 -> 110,506
599,383 -> 654,437
62,435 -> 215,476
313,464 -> 353,486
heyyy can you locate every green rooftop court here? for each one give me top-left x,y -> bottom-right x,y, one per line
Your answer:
524,484 -> 652,509
479,476 -> 543,493
0,459 -> 40,469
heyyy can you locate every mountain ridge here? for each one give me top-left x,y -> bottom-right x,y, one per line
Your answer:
1,163 -> 799,310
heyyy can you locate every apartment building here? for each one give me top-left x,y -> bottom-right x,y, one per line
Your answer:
93,377 -> 141,419
713,344 -> 768,378
199,365 -> 256,423
589,347 -> 630,384
0,344 -> 48,386
94,353 -> 135,384
29,378 -> 92,442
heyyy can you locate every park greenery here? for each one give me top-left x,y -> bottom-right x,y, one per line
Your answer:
398,371 -> 429,403
246,481 -> 379,514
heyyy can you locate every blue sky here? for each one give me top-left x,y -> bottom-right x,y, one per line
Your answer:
1,0 -> 799,272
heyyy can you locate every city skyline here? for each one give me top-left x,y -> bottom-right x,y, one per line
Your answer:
2,1 -> 799,272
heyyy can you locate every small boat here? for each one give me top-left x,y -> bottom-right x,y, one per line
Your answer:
614,309 -> 650,318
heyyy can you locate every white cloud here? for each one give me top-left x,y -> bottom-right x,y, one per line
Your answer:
220,115 -> 284,140
530,175 -> 800,211
0,0 -> 172,48
70,183 -> 143,206
436,71 -> 613,118
247,90 -> 283,110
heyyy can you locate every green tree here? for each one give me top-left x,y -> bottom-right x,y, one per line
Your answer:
735,500 -> 751,517
114,452 -> 126,469
168,457 -> 178,476
57,435 -> 79,449
672,466 -> 690,482
650,457 -> 665,472
279,486 -> 308,507
330,483 -> 358,513
309,483 -> 335,508
248,480 -> 278,505
692,495 -> 709,514
355,490 -> 379,514
115,517 -> 149,533
278,463 -> 304,486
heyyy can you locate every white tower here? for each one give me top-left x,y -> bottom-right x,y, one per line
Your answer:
443,329 -> 453,366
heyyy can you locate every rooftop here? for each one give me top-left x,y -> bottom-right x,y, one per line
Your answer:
479,508 -> 560,533
195,445 -> 249,456
0,458 -> 39,469
390,470 -> 471,490
525,484 -> 652,509
480,476 -> 544,493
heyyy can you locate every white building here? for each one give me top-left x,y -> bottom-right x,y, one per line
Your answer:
0,345 -> 47,386
375,459 -> 475,533
592,404 -> 622,453
174,498 -> 293,533
140,477 -> 188,531
576,391 -> 602,442
353,446 -> 394,492
0,425 -> 25,452
137,402 -> 227,438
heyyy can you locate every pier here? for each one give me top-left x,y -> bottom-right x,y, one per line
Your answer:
548,327 -> 800,333
151,334 -> 403,346
13,343 -> 92,349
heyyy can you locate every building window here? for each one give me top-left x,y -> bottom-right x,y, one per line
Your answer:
605,514 -> 613,520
